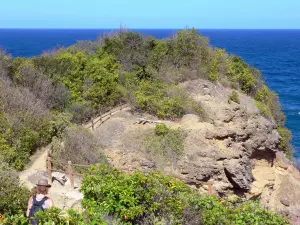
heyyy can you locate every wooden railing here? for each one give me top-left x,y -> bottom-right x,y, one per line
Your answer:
84,103 -> 129,130
46,156 -> 89,189
47,102 -> 214,194
46,155 -> 213,195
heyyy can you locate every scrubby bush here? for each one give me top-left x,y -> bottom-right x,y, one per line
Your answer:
228,90 -> 240,104
135,79 -> 202,119
2,165 -> 289,225
277,127 -> 293,158
143,124 -> 187,165
80,165 -> 288,225
256,101 -> 272,118
0,161 -> 31,215
51,126 -> 107,167
154,123 -> 169,136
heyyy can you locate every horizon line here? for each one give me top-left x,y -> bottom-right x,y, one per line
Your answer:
1,28 -> 300,30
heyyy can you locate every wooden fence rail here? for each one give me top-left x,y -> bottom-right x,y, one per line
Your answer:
85,103 -> 129,130
46,103 -> 214,194
46,156 -> 87,189
46,155 -> 213,195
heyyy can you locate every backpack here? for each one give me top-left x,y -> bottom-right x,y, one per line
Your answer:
29,195 -> 48,225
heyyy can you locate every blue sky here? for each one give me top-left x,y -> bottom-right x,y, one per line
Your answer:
1,0 -> 300,29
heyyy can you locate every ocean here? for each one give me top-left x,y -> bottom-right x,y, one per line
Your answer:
0,29 -> 299,158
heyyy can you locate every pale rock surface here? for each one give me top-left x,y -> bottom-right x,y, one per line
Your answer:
93,79 -> 300,223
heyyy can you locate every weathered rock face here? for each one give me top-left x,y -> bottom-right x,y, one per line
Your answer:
93,79 -> 300,223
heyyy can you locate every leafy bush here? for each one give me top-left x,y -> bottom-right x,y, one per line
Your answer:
154,123 -> 169,136
1,207 -> 108,225
143,125 -> 187,164
51,126 -> 107,168
208,48 -> 229,82
277,127 -> 293,158
80,165 -> 288,225
227,56 -> 257,94
81,165 -> 196,224
135,79 -> 202,119
1,165 -> 289,225
256,101 -> 272,118
228,90 -> 240,104
0,161 -> 31,215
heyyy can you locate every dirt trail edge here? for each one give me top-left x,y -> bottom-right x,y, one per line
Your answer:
18,104 -> 131,209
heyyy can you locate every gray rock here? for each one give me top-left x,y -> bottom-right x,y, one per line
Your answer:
223,157 -> 253,190
281,199 -> 290,207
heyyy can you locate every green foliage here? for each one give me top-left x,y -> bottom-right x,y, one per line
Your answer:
154,123 -> 169,136
255,85 -> 269,102
198,197 -> 289,225
208,48 -> 228,82
277,127 -> 292,158
148,40 -> 168,71
256,101 -> 272,118
55,51 -> 88,104
51,126 -> 107,169
81,165 -> 193,223
143,125 -> 187,162
228,91 -> 240,104
83,55 -> 120,108
0,162 -> 31,215
167,28 -> 209,68
81,165 -> 288,224
135,79 -> 201,119
227,56 -> 256,94
2,166 -> 288,225
1,207 -> 108,225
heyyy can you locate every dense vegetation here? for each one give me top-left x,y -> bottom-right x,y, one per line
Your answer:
0,29 -> 292,223
2,166 -> 289,225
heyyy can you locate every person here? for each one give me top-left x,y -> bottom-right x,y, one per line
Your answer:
26,178 -> 54,225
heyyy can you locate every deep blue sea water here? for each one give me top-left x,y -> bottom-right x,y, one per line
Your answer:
0,29 -> 300,158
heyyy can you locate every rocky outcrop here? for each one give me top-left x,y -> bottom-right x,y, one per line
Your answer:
92,79 -> 300,223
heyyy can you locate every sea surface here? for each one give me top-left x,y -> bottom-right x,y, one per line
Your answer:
0,29 -> 300,158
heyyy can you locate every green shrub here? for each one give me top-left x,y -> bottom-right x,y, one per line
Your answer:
80,165 -> 288,224
154,123 -> 169,136
0,162 -> 31,215
1,207 -> 108,225
277,127 -> 292,158
143,125 -> 187,162
2,165 -> 288,225
135,80 -> 202,119
51,126 -> 107,171
81,165 -> 194,223
208,48 -> 229,82
256,101 -> 272,118
228,90 -> 240,104
227,56 -> 256,94
255,85 -> 269,102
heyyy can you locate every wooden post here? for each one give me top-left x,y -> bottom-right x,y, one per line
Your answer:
91,119 -> 94,130
207,181 -> 212,195
46,157 -> 52,184
109,107 -> 112,116
68,161 -> 74,189
120,104 -> 123,110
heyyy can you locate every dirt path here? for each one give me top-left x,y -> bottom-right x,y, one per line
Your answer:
18,104 -> 131,209
19,146 -> 49,189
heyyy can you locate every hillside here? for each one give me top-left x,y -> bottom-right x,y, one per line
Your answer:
0,29 -> 298,224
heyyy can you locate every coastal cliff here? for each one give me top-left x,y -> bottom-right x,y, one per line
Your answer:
0,29 -> 297,223
94,79 -> 300,222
